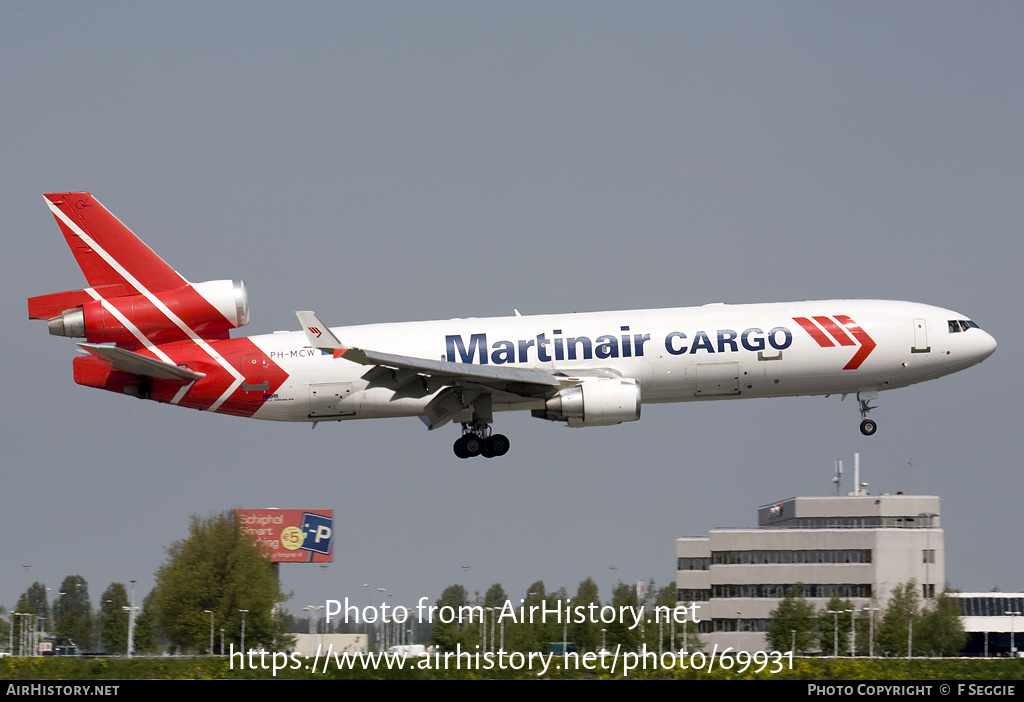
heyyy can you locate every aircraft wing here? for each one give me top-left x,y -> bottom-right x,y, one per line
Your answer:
297,311 -> 563,428
339,347 -> 562,388
296,311 -> 560,389
77,343 -> 206,382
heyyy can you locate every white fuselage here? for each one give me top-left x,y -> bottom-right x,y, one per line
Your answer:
245,299 -> 996,424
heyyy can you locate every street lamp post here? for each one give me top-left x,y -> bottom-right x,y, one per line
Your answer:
827,610 -> 841,656
376,589 -> 386,652
204,610 -> 215,655
865,607 -> 879,658
736,611 -> 742,653
127,580 -> 136,658
122,605 -> 139,657
908,612 -> 913,659
1007,610 -> 1021,657
659,612 -> 664,658
563,603 -> 569,656
363,584 -> 370,639
239,610 -> 249,654
846,609 -> 856,657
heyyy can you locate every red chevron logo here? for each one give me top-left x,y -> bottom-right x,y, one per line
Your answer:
792,315 -> 877,370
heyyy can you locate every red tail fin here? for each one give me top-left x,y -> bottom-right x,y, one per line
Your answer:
42,192 -> 187,292
30,192 -> 249,347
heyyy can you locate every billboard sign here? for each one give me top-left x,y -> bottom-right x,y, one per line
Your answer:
236,509 -> 333,563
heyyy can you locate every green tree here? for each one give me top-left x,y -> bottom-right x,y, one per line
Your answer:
152,511 -> 290,653
430,584 -> 469,651
571,577 -> 601,652
98,583 -> 129,655
483,583 -> 507,609
607,581 -> 641,651
54,576 -> 92,652
918,588 -> 968,656
503,582 -> 547,652
766,584 -> 818,653
878,581 -> 923,657
132,589 -> 158,654
819,593 -> 854,656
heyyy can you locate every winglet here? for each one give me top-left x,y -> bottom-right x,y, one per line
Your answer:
296,311 -> 348,357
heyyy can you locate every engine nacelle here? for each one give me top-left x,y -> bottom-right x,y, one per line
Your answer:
533,377 -> 642,427
45,279 -> 249,344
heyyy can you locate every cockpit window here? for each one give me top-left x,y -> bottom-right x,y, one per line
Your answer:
948,319 -> 981,333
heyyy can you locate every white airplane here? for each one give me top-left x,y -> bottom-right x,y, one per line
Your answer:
29,192 -> 997,458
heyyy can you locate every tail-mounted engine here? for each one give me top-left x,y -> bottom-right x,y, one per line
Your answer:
30,279 -> 249,345
533,377 -> 641,427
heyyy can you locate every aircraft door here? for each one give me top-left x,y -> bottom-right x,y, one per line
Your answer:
912,319 -> 930,353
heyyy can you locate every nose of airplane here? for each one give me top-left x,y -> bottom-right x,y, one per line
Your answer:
972,330 -> 998,363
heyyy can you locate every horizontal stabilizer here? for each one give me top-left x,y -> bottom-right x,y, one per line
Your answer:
28,285 -> 130,320
77,343 -> 205,382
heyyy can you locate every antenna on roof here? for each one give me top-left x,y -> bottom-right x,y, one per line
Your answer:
849,452 -> 869,496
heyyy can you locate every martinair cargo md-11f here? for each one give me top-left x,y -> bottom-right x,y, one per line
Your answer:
29,193 -> 997,458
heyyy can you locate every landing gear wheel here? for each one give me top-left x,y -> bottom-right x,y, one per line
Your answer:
486,434 -> 510,457
860,419 -> 877,436
462,433 -> 483,457
453,436 -> 471,459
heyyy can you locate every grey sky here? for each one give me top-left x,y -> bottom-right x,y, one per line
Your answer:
2,3 -> 1021,620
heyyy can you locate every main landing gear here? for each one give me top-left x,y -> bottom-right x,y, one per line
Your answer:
453,424 -> 510,459
858,391 -> 878,436
452,393 -> 510,458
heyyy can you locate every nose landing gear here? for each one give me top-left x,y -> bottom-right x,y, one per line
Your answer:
858,391 -> 878,436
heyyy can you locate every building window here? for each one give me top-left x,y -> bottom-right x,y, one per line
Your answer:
710,583 -> 872,599
957,596 -> 1024,616
677,589 -> 710,602
678,557 -> 710,571
710,549 -> 872,565
712,618 -> 769,632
